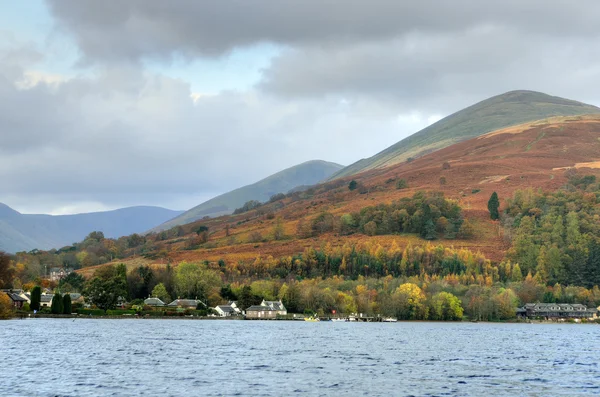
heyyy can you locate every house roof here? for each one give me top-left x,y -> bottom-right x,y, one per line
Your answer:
7,293 -> 27,302
40,295 -> 53,302
246,305 -> 276,312
144,297 -> 165,306
168,299 -> 204,307
217,305 -> 235,312
262,300 -> 286,311
522,303 -> 590,312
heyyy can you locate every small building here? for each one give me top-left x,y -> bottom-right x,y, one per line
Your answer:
49,267 -> 73,282
214,305 -> 236,317
260,299 -> 287,316
245,305 -> 278,319
517,303 -> 598,320
40,294 -> 53,308
167,299 -> 205,309
6,292 -> 27,309
144,297 -> 166,307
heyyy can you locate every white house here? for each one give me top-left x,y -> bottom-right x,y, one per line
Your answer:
260,300 -> 287,316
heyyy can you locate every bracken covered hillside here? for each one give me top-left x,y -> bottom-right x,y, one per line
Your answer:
331,90 -> 600,179
72,114 -> 600,276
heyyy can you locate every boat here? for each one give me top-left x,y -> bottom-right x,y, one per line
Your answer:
382,317 -> 398,322
304,316 -> 320,322
331,318 -> 347,322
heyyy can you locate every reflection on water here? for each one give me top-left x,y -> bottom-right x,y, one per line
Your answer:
1,319 -> 599,396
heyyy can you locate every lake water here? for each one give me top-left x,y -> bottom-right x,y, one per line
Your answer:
1,319 -> 599,396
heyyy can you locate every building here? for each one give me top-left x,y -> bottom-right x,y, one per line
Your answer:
167,299 -> 205,309
40,294 -> 54,308
245,305 -> 278,319
48,267 -> 73,282
516,303 -> 598,320
144,297 -> 166,307
260,299 -> 287,316
6,292 -> 27,309
214,305 -> 236,317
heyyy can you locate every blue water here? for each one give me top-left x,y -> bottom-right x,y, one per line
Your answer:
1,319 -> 599,396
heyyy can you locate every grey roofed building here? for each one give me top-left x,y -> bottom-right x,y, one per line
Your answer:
517,303 -> 598,319
245,305 -> 278,319
214,304 -> 237,317
144,297 -> 165,307
260,299 -> 287,315
6,292 -> 27,308
167,299 -> 205,309
40,294 -> 53,307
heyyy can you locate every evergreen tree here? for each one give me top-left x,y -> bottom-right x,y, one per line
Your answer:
30,285 -> 41,311
51,293 -> 63,315
487,192 -> 500,220
62,294 -> 72,315
348,180 -> 358,191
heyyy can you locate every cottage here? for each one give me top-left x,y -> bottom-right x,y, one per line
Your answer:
49,267 -> 73,282
517,303 -> 598,320
214,305 -> 236,317
6,292 -> 27,309
228,301 -> 242,315
40,294 -> 53,308
260,299 -> 287,316
167,299 -> 205,309
245,305 -> 278,319
144,297 -> 166,307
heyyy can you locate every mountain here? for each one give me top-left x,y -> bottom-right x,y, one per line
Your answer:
0,205 -> 183,253
152,160 -> 344,231
331,90 -> 600,179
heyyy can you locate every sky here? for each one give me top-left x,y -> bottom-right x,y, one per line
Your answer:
1,1 -> 600,215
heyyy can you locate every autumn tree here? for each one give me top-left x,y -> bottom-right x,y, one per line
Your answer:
487,192 -> 500,220
83,264 -> 128,312
152,283 -> 171,304
391,283 -> 428,320
174,262 -> 221,301
0,251 -> 13,288
429,292 -> 463,321
0,293 -> 13,319
272,217 -> 285,241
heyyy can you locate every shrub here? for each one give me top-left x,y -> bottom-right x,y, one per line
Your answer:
396,179 -> 408,189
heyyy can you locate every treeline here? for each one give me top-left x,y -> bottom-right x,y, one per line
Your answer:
76,258 -> 600,321
297,191 -> 471,240
503,174 -> 600,287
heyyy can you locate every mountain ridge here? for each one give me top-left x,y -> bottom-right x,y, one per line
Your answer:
152,159 -> 344,232
0,205 -> 183,253
330,90 -> 600,179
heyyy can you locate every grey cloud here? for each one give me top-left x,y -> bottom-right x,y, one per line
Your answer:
45,1 -> 600,63
0,54 -> 429,213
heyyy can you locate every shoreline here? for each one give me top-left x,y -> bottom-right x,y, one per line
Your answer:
8,314 -> 600,324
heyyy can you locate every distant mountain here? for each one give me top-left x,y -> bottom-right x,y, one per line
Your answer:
0,205 -> 183,253
331,90 -> 600,179
152,160 -> 344,231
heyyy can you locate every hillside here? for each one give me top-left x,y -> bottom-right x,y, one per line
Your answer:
68,113 -> 600,281
152,160 -> 343,231
331,90 -> 600,179
156,114 -> 600,266
0,205 -> 183,253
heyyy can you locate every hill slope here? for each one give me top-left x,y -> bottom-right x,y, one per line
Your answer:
331,90 -> 600,179
152,160 -> 344,231
0,205 -> 183,253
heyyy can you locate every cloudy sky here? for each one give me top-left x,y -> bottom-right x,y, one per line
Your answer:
2,1 -> 600,215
